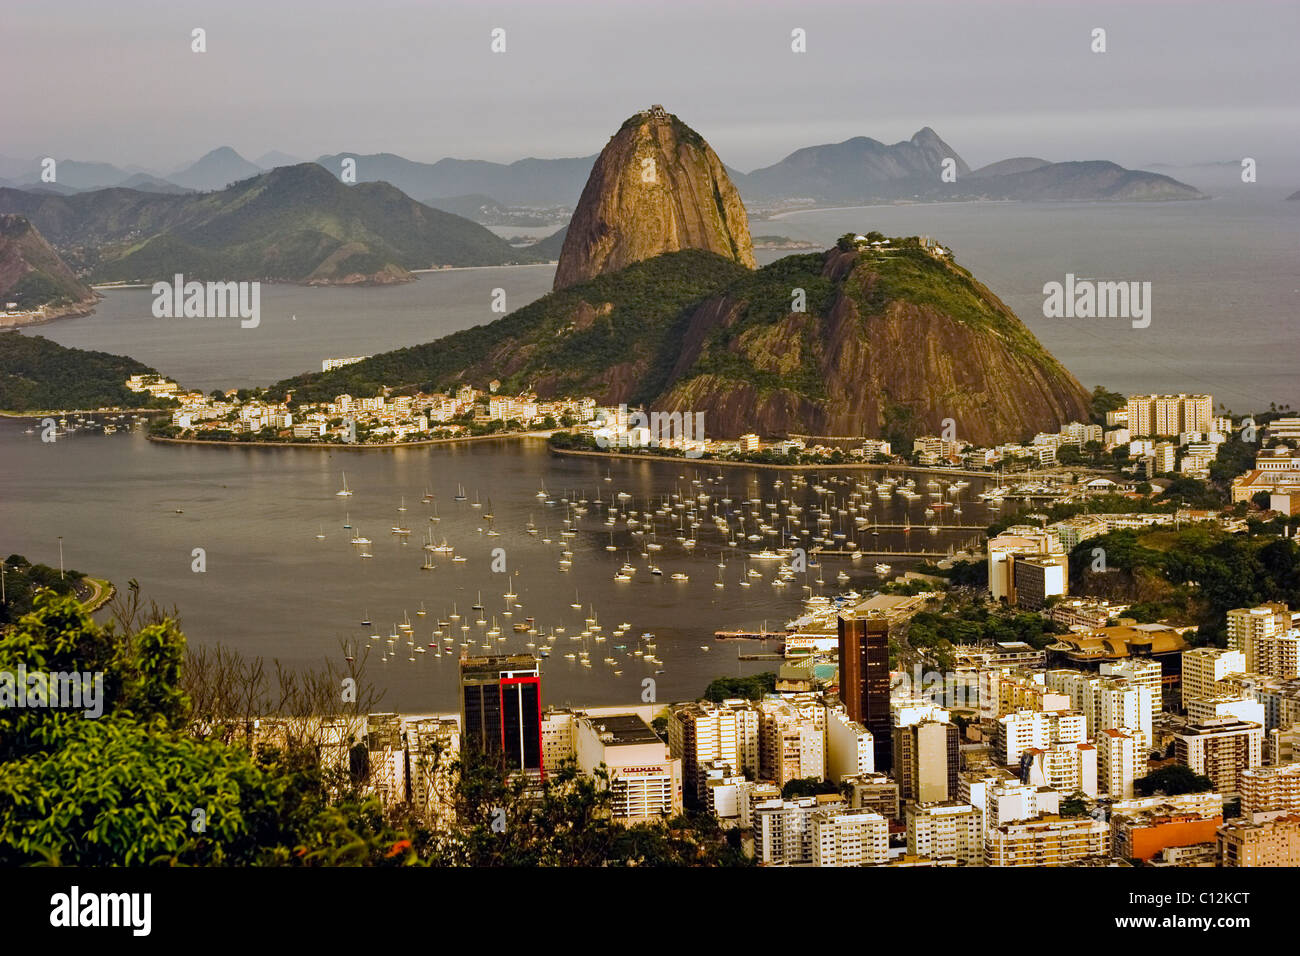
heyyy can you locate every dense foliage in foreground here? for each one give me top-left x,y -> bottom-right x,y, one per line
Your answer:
0,594 -> 750,866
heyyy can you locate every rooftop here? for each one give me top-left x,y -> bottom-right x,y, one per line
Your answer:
582,713 -> 661,747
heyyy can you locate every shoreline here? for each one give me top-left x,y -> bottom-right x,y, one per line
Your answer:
147,430 -> 557,451
0,296 -> 102,330
0,408 -> 165,418
90,261 -> 559,291
547,445 -> 996,478
80,577 -> 116,614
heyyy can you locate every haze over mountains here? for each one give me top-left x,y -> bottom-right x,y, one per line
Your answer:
0,125 -> 1207,212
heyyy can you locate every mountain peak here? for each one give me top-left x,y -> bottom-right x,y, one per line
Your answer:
554,107 -> 755,290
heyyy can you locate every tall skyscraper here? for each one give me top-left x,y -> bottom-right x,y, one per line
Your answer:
838,614 -> 891,771
460,654 -> 543,775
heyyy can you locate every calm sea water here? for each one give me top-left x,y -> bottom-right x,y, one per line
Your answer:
7,189 -> 1296,709
0,419 -> 992,710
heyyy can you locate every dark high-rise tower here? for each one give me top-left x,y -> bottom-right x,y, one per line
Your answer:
460,654 -> 542,775
838,614 -> 892,772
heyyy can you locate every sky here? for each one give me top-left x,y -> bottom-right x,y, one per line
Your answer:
7,0 -> 1300,177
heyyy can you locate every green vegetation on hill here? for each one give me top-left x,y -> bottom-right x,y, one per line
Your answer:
907,607 -> 1063,670
0,214 -> 96,311
1069,526 -> 1300,641
0,164 -> 538,283
0,333 -> 172,411
274,235 -> 1087,445
272,250 -> 749,404
684,252 -> 834,399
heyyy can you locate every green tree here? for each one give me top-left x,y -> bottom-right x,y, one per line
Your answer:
1134,765 -> 1214,797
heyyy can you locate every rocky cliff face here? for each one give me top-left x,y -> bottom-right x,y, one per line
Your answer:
0,214 -> 98,317
654,245 -> 1092,445
553,106 -> 755,290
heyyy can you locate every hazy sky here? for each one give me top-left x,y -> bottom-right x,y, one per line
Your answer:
8,0 -> 1300,176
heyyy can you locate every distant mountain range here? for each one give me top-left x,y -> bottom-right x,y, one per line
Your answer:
0,127 -> 1209,213
0,164 -> 539,284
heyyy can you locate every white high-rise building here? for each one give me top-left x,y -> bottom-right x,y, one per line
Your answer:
1100,660 -> 1164,717
1022,742 -> 1098,798
575,713 -> 682,823
1182,648 -> 1248,709
907,802 -> 983,866
1097,728 -> 1140,799
752,793 -> 847,865
668,699 -> 760,805
824,708 -> 874,782
1048,671 -> 1152,751
1228,605 -> 1299,678
812,809 -> 889,866
994,710 -> 1088,764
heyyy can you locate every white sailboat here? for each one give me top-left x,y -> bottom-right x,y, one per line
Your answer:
335,472 -> 353,497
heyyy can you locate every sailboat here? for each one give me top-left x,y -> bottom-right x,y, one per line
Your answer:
315,524 -> 326,540
343,512 -> 353,529
335,472 -> 353,496
454,484 -> 467,502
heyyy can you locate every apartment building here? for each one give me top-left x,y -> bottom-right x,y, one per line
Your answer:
986,527 -> 1067,605
1126,394 -> 1212,438
1182,648 -> 1247,709
1240,763 -> 1300,817
1227,605 -> 1299,678
1047,670 -> 1152,751
986,816 -> 1110,866
811,809 -> 890,867
751,793 -> 847,865
1218,815 -> 1300,867
906,802 -> 983,866
1111,804 -> 1222,862
1021,742 -> 1098,798
1097,728 -> 1141,799
893,719 -> 960,804
1174,718 -> 1264,793
824,708 -> 875,782
758,699 -> 825,787
994,710 -> 1088,765
667,699 -> 760,806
